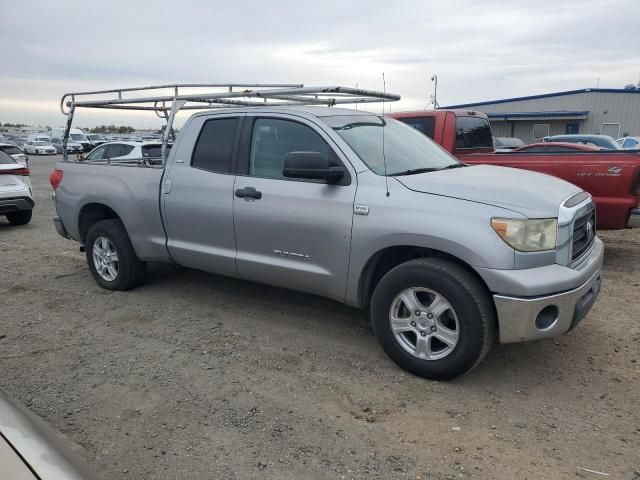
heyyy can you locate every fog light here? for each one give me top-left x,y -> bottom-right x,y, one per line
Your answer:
535,305 -> 559,330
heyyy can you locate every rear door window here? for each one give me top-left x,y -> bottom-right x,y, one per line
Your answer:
455,116 -> 492,149
191,117 -> 239,173
399,117 -> 435,139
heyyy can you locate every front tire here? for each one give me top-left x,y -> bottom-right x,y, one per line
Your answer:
6,209 -> 32,225
85,219 -> 145,290
371,258 -> 495,380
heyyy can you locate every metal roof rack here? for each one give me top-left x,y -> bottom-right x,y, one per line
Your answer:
59,83 -> 400,162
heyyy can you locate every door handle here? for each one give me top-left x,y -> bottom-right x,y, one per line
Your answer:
235,187 -> 262,200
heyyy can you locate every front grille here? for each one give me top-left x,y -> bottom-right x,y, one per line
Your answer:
572,207 -> 596,261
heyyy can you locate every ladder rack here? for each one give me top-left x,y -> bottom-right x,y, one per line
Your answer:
59,83 -> 401,162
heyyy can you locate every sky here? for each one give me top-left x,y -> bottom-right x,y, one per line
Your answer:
1,0 -> 639,129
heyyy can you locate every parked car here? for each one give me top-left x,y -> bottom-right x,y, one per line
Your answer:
52,104 -> 603,380
51,128 -> 93,152
85,133 -> 107,147
493,136 -> 524,152
23,141 -> 56,155
544,134 -> 621,150
84,141 -> 171,164
0,388 -> 99,479
0,142 -> 29,164
391,110 -> 640,230
0,148 -> 33,225
51,137 -> 84,154
510,142 -> 602,153
618,136 -> 640,149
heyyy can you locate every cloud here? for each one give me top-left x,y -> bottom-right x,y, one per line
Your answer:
0,0 -> 637,127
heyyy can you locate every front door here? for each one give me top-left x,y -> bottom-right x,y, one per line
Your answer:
162,113 -> 243,277
233,114 -> 356,301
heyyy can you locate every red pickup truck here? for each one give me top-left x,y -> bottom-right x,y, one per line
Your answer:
390,110 -> 640,229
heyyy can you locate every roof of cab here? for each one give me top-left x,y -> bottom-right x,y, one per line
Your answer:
190,105 -> 377,119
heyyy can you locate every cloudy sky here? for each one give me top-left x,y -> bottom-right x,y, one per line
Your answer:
1,0 -> 638,128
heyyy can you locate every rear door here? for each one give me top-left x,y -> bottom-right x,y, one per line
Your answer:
162,113 -> 243,277
232,113 -> 356,301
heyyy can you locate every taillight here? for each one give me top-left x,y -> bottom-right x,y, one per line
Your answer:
50,169 -> 64,191
0,167 -> 30,176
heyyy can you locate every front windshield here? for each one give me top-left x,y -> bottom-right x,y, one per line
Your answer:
34,141 -> 47,146
324,115 -> 459,175
70,133 -> 88,141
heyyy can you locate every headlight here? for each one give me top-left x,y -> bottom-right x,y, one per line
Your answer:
491,218 -> 557,252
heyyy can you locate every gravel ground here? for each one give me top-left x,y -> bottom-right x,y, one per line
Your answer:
1,154 -> 639,480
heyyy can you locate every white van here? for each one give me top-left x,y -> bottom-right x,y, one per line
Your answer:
51,128 -> 92,152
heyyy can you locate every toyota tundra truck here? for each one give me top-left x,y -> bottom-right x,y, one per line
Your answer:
51,84 -> 603,380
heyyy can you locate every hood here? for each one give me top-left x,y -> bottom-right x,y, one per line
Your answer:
395,164 -> 581,218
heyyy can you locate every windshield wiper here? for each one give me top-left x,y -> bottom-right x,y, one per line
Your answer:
389,164 -> 465,176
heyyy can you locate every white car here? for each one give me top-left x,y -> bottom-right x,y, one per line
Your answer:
617,136 -> 640,149
0,143 -> 29,164
84,141 -> 170,163
23,141 -> 56,155
0,149 -> 33,225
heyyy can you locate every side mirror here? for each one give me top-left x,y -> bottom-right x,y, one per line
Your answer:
283,151 -> 345,183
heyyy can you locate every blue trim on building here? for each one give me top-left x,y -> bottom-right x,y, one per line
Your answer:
487,111 -> 589,119
443,88 -> 640,109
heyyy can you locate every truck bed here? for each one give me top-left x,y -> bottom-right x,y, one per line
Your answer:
54,161 -> 171,261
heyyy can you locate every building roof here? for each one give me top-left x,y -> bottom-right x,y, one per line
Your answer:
443,88 -> 640,109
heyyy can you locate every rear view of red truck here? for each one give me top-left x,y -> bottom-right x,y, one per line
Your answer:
390,109 -> 640,229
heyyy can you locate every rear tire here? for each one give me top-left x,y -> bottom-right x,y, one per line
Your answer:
85,219 -> 145,290
370,258 -> 495,380
6,209 -> 32,225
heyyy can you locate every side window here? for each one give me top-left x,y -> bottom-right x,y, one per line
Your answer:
85,145 -> 107,161
120,145 -> 134,156
191,117 -> 239,173
455,117 -> 492,149
399,117 -> 435,139
106,143 -> 125,158
249,118 -> 333,180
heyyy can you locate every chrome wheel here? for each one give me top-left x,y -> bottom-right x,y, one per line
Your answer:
389,287 -> 460,360
92,236 -> 119,282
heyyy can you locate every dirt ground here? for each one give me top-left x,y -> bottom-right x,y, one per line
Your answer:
1,154 -> 639,480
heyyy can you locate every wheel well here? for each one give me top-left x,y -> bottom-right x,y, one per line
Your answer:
78,203 -> 120,243
358,246 -> 491,308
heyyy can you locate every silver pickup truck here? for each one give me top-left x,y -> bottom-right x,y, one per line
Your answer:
52,85 -> 603,380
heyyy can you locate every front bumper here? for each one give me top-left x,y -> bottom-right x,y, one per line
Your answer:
479,237 -> 604,343
627,208 -> 640,228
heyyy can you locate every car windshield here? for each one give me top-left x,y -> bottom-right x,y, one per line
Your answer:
324,115 -> 460,176
34,141 -> 47,146
70,133 -> 88,141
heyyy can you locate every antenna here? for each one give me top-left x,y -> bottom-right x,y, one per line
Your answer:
382,73 -> 389,197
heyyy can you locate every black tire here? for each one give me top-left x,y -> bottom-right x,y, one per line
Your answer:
85,219 -> 145,290
36,149 -> 40,155
6,209 -> 32,225
370,258 -> 495,380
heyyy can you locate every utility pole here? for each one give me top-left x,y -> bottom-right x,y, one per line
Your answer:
430,75 -> 439,109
